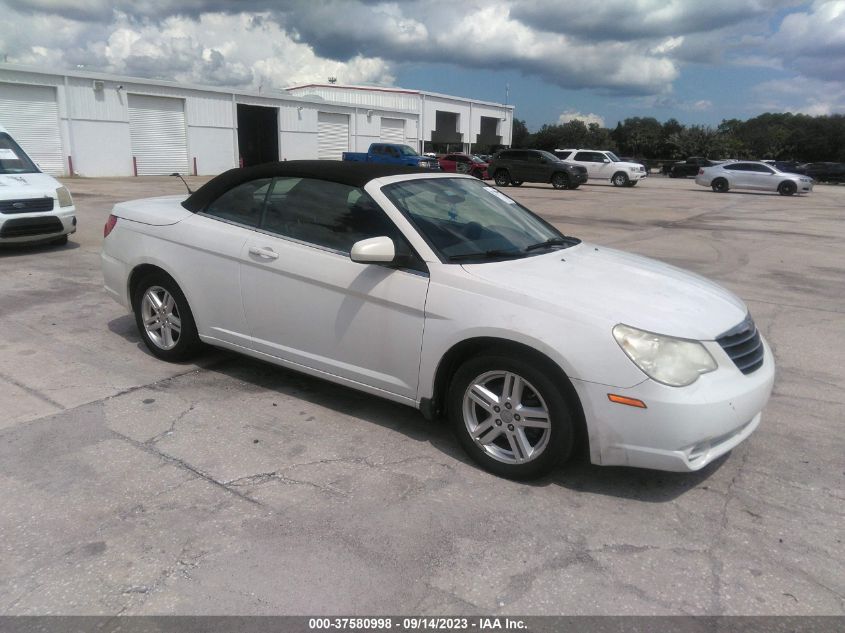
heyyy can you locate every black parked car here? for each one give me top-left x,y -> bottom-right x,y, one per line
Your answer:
764,160 -> 803,174
799,162 -> 845,183
488,149 -> 588,190
667,157 -> 718,178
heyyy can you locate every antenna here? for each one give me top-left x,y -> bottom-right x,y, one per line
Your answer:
328,76 -> 337,84
170,173 -> 193,194
505,83 -> 510,105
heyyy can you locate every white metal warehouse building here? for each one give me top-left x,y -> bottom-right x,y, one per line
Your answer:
0,65 -> 513,177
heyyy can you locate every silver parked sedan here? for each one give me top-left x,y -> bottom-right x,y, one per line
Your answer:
695,160 -> 813,196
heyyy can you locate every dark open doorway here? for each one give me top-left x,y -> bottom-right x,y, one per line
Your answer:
237,104 -> 279,166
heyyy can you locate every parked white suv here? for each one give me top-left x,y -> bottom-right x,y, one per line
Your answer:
0,125 -> 76,245
555,149 -> 647,187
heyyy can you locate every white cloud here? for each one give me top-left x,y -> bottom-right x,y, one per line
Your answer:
2,0 -> 844,110
751,75 -> 845,115
768,0 -> 845,82
0,7 -> 395,90
558,110 -> 606,127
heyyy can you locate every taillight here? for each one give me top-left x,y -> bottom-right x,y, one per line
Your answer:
104,214 -> 118,238
698,168 -> 704,175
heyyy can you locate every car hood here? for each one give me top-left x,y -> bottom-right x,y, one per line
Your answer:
113,195 -> 194,226
461,242 -> 747,340
613,161 -> 645,170
0,172 -> 61,199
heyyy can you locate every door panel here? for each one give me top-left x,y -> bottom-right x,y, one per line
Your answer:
166,214 -> 255,344
240,237 -> 429,398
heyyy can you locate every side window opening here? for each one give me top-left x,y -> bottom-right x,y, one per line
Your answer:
204,178 -> 272,227
257,177 -> 426,272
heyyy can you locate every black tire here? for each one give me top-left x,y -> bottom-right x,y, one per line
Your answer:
51,234 -> 69,246
612,172 -> 629,187
711,178 -> 729,193
510,179 -> 523,187
551,172 -> 569,190
494,170 -> 511,186
448,353 -> 574,480
132,272 -> 202,362
778,181 -> 797,196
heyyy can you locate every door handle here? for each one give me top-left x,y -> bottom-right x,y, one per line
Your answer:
248,246 -> 279,260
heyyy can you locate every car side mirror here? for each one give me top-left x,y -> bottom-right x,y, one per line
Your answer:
350,236 -> 396,264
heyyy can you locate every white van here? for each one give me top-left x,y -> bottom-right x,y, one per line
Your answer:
0,124 -> 76,245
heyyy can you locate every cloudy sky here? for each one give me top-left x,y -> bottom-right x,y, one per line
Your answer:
2,1 -> 844,129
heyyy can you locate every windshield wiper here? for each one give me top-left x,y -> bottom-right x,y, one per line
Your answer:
524,236 -> 579,252
447,249 -> 524,261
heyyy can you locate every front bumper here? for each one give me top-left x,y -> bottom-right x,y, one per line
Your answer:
573,337 -> 775,472
0,206 -> 76,244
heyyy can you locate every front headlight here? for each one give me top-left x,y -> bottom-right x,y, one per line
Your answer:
612,324 -> 717,387
56,187 -> 73,207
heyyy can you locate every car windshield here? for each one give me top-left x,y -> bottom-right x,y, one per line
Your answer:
0,133 -> 39,174
382,177 -> 578,262
398,145 -> 420,156
537,150 -> 560,162
471,155 -> 486,164
606,152 -> 621,162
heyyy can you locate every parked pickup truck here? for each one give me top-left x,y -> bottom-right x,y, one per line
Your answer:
342,143 -> 440,170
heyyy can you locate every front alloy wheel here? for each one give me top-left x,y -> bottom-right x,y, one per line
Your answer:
612,172 -> 629,187
449,354 -> 574,479
778,181 -> 797,196
494,170 -> 511,186
551,173 -> 569,190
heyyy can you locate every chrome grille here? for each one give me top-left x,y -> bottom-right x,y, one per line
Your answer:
0,197 -> 55,214
716,316 -> 764,375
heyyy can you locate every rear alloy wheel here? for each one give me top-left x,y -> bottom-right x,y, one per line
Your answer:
778,181 -> 797,196
449,354 -> 574,479
551,173 -> 569,190
612,172 -> 629,187
494,170 -> 511,187
711,178 -> 729,193
133,273 -> 201,361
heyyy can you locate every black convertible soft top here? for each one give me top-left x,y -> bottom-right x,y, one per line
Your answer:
181,160 -> 429,212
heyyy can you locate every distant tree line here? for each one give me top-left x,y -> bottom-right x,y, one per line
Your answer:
511,113 -> 845,162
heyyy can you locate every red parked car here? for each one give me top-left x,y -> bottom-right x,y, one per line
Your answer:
437,153 -> 489,179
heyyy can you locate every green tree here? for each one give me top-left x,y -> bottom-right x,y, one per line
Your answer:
511,118 -> 530,148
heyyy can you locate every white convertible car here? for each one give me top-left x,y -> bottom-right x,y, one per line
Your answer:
102,162 -> 774,479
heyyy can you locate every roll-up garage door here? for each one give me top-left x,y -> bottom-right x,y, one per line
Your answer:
380,118 -> 406,144
317,112 -> 349,160
0,83 -> 64,175
128,94 -> 189,175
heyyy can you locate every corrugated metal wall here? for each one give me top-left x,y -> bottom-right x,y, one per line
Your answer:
128,94 -> 189,175
0,82 -> 64,175
0,68 -> 439,176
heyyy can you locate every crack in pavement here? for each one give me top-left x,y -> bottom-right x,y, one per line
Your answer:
109,427 -> 262,507
145,403 -> 196,445
0,369 -> 65,410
